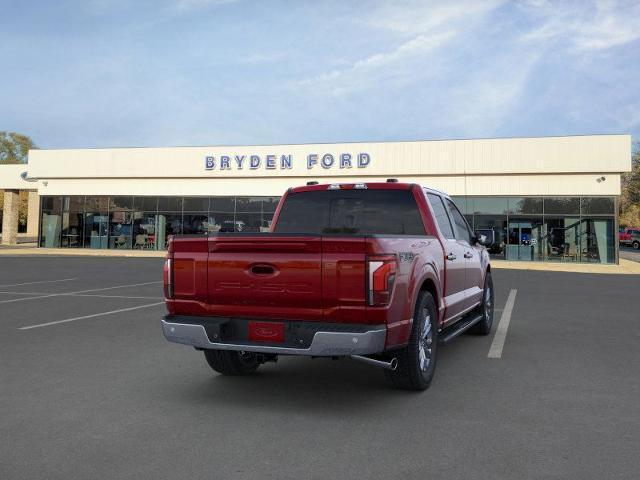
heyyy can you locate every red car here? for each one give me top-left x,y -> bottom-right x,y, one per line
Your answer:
162,181 -> 494,390
620,227 -> 640,249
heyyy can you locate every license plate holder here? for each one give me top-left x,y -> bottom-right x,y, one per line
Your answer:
248,321 -> 285,343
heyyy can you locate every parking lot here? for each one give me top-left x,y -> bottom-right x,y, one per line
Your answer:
1,255 -> 639,480
620,245 -> 640,263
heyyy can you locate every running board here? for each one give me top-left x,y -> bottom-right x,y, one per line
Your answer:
439,314 -> 483,345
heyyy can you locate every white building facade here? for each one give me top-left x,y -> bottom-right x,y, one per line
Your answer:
0,134 -> 632,263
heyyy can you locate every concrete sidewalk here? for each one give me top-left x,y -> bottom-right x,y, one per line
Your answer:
492,258 -> 640,275
0,247 -> 165,258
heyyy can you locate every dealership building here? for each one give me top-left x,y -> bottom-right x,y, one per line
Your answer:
0,134 -> 632,263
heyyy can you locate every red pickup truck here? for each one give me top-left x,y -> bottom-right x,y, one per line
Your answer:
162,181 -> 494,390
619,227 -> 640,249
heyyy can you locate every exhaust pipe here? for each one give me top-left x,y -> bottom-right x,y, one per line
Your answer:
351,355 -> 398,371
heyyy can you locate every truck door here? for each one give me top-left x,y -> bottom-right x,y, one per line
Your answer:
426,193 -> 467,322
445,199 -> 483,308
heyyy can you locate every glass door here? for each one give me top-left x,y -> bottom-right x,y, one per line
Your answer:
85,214 -> 109,249
507,220 -> 543,261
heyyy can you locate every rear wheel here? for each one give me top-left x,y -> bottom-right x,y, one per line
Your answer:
384,291 -> 438,391
204,349 -> 260,375
633,241 -> 640,250
470,271 -> 494,335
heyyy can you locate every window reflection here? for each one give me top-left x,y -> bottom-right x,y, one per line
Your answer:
40,197 -> 63,247
581,197 -> 614,215
183,213 -> 209,234
109,211 -> 132,249
474,216 -> 507,260
133,212 -> 157,249
508,197 -> 542,215
156,213 -> 182,249
544,197 -> 580,215
61,197 -> 84,248
37,195 -> 615,264
472,197 -> 508,215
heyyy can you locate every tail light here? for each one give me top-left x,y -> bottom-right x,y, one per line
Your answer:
367,255 -> 397,306
163,257 -> 174,299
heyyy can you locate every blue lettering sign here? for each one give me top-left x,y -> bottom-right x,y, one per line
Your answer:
280,154 -> 292,169
358,153 -> 370,168
266,154 -> 276,169
205,152 -> 371,171
321,154 -> 334,169
340,153 -> 352,168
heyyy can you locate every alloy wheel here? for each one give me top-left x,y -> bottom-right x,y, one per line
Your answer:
484,284 -> 493,320
418,308 -> 433,372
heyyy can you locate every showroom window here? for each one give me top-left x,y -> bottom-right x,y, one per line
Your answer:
39,195 -> 281,250
38,195 -> 616,262
453,196 -> 616,264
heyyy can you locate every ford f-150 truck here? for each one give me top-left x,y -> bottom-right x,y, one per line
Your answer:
162,181 -> 494,390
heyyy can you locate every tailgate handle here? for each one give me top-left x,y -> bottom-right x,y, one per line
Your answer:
250,264 -> 276,276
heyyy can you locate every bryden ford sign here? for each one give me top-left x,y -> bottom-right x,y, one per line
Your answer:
205,152 -> 371,171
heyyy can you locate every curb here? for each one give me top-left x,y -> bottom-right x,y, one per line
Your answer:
492,259 -> 640,275
0,247 -> 165,258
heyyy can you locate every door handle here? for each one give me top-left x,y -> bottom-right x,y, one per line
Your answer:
446,253 -> 457,261
464,252 -> 473,259
250,264 -> 276,276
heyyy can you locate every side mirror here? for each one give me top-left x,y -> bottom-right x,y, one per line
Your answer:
474,229 -> 495,247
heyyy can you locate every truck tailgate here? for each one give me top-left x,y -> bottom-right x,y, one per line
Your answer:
206,234 -> 323,321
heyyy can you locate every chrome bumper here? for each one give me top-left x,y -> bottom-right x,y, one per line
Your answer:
161,319 -> 387,356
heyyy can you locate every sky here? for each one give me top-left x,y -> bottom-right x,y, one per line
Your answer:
1,0 -> 639,149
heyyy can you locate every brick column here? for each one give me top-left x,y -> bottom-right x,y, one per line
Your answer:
26,190 -> 40,238
1,189 -> 20,245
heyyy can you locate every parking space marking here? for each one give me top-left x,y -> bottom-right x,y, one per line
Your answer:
19,302 -> 166,330
488,289 -> 517,359
0,291 -> 161,300
0,278 -> 78,288
0,281 -> 162,304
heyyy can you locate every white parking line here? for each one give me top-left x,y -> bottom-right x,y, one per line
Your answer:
19,302 -> 166,330
488,289 -> 517,359
0,278 -> 78,288
0,291 -> 161,300
0,281 -> 162,304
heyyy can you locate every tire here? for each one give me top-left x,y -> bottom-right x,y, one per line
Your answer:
633,241 -> 640,250
204,349 -> 260,376
384,291 -> 438,391
470,271 -> 494,335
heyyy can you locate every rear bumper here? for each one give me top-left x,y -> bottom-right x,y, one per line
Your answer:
161,316 -> 387,356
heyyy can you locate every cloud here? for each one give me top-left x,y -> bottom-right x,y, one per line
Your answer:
297,31 -> 456,95
440,52 -> 542,136
369,0 -> 505,35
519,0 -> 640,51
296,0 -> 506,96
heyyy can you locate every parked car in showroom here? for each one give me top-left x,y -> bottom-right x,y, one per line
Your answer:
162,181 -> 494,391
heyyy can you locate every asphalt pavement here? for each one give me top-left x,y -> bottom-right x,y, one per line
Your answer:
620,245 -> 640,263
1,255 -> 639,480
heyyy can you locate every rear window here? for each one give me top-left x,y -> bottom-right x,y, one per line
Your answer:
274,189 -> 425,235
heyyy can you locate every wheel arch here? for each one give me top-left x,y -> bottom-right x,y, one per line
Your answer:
416,276 -> 441,327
